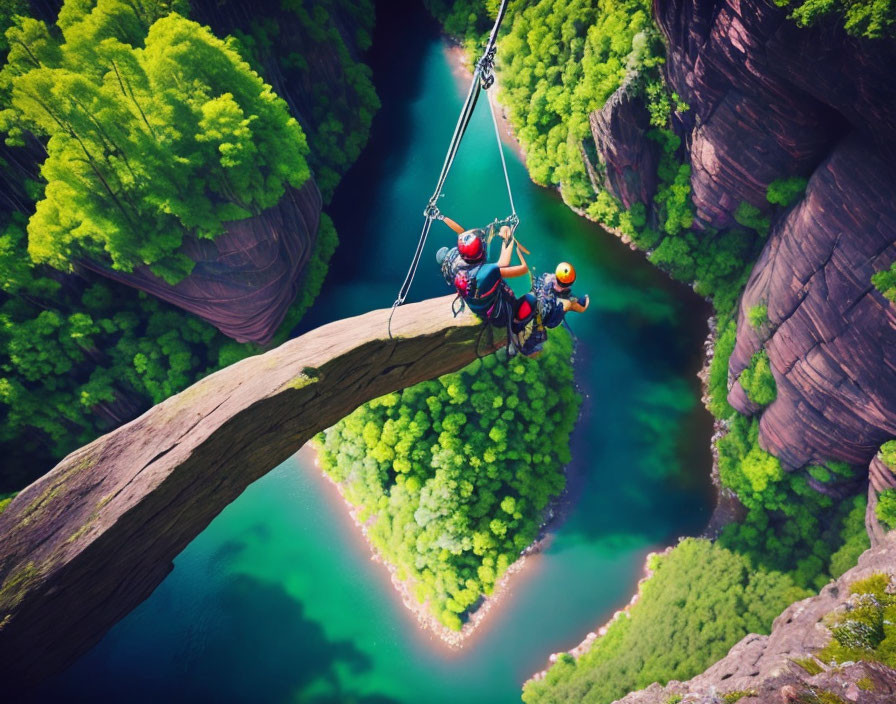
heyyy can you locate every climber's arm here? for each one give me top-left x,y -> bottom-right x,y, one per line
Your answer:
442,216 -> 465,235
496,226 -> 514,267
499,237 -> 528,278
561,295 -> 590,313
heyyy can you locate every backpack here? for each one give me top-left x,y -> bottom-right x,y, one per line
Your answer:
534,273 -> 567,329
440,248 -> 506,319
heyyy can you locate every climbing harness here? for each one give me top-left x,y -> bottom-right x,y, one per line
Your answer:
388,0 -> 518,337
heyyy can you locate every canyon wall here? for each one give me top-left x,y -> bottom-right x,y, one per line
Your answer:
594,0 -> 896,477
661,0 -> 896,474
617,533 -> 896,704
80,182 -> 322,344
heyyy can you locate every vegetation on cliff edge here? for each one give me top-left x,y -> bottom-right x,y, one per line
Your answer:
316,331 -> 580,630
1,6 -> 310,283
522,539 -> 809,704
775,0 -> 895,39
0,0 -> 373,487
817,573 -> 896,668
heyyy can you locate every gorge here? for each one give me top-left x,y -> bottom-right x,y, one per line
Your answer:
1,0 -> 895,702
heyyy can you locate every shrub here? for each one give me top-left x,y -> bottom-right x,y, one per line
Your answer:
766,177 -> 808,207
739,349 -> 777,406
747,304 -> 768,329
875,489 -> 896,530
872,262 -> 896,303
817,573 -> 896,667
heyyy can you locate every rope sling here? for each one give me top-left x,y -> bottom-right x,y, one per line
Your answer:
387,0 -> 518,337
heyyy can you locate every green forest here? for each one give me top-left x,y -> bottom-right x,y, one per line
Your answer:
522,538 -> 809,704
0,0 -> 891,699
316,332 -> 580,630
421,1 -> 881,701
0,0 -> 378,489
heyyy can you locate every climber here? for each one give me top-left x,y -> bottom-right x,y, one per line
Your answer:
518,262 -> 590,358
435,215 -> 536,343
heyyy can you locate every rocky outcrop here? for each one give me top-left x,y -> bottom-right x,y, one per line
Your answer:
609,0 -> 896,474
590,77 -> 660,209
80,182 -> 322,344
617,534 -> 896,704
652,0 -> 896,229
728,135 -> 896,470
0,297 -> 503,689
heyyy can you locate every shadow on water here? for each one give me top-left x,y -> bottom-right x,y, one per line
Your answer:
37,574 -> 400,704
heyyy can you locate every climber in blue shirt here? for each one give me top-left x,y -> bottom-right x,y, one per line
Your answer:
435,215 -> 536,337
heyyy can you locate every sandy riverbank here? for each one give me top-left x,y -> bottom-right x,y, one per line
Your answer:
300,440 -> 572,650
443,43 -> 527,163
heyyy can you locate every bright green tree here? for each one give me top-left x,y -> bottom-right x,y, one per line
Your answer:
1,9 -> 310,282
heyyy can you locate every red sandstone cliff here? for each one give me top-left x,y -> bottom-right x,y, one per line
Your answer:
80,181 -> 322,345
616,534 -> 896,704
593,0 -> 896,481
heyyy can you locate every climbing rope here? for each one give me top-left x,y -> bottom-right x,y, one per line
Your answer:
486,88 -> 515,220
388,0 -> 513,337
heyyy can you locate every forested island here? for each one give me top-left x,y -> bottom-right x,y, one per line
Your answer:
317,332 -> 579,635
1,0 -> 896,702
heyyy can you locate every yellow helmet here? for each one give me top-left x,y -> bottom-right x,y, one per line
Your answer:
555,262 -> 576,286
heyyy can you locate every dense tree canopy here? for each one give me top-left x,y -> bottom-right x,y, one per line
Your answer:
776,0 -> 895,38
497,0 -> 662,206
0,0 -> 373,486
716,414 -> 868,589
1,8 -> 310,282
316,332 -> 580,630
228,0 -> 379,201
522,538 -> 809,704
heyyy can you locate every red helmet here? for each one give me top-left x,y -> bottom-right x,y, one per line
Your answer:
457,231 -> 485,262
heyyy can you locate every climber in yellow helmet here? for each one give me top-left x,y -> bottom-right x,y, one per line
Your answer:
518,261 -> 589,357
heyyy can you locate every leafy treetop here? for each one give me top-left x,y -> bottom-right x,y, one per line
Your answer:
0,6 -> 310,283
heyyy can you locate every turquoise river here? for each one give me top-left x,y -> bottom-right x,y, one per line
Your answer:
40,5 -> 715,703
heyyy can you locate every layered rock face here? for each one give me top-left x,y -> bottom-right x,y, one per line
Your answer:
0,297 -> 503,688
80,181 -> 322,344
589,77 -> 659,210
617,534 -> 896,704
730,137 -> 896,471
595,0 -> 896,475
